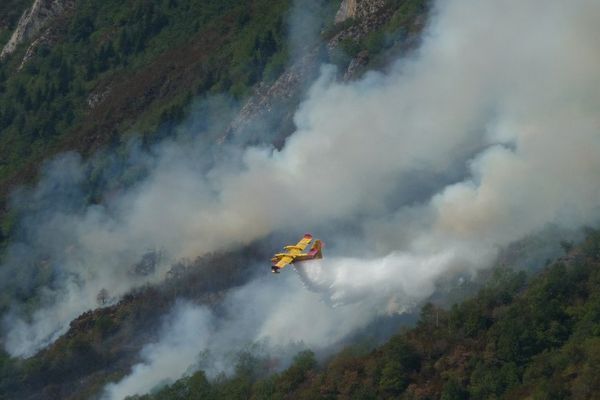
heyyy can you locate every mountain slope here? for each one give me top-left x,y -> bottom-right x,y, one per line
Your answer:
0,0 -> 292,208
0,247 -> 265,400
0,0 -> 426,239
3,1 -> 596,400
133,232 -> 600,400
0,2 -> 431,399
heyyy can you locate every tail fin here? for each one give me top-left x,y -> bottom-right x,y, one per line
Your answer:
294,239 -> 323,262
309,240 -> 323,259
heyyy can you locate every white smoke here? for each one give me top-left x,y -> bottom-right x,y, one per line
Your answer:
99,1 -> 600,396
3,0 -> 600,397
103,303 -> 215,400
102,273 -> 370,399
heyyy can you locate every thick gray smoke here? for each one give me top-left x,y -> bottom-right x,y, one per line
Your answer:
287,0 -> 334,62
103,274 -> 368,399
3,0 -> 600,397
100,0 -> 600,397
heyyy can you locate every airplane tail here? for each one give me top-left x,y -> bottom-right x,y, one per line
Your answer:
308,240 -> 323,259
292,239 -> 323,263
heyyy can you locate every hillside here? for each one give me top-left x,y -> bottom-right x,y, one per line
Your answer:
0,1 -> 431,399
0,0 -> 292,206
2,232 -> 594,400
0,0 -> 426,217
132,232 -> 600,400
0,248 -> 265,400
0,0 -> 429,327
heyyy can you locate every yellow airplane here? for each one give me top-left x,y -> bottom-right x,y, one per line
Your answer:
271,233 -> 323,273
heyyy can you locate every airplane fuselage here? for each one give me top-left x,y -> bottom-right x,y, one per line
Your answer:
270,235 -> 323,273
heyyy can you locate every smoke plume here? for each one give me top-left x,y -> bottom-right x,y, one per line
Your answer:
100,0 -> 600,397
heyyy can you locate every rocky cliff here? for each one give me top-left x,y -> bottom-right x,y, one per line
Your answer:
223,0 -> 403,144
335,0 -> 386,23
0,0 -> 72,60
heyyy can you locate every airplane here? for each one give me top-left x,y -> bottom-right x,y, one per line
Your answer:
271,233 -> 323,273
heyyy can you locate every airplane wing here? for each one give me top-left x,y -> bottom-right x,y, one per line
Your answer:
274,255 -> 295,268
288,234 -> 313,253
272,234 -> 314,271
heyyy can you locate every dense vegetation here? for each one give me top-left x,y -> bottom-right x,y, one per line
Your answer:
0,0 -> 429,312
127,232 -> 600,400
0,0 -> 296,210
0,0 -> 429,241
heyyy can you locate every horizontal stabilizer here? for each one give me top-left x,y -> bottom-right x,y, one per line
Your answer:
294,240 -> 323,262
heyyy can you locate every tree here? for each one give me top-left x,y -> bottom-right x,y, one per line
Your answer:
188,370 -> 212,399
275,350 -> 316,394
441,379 -> 468,400
96,288 -> 109,305
379,359 -> 410,396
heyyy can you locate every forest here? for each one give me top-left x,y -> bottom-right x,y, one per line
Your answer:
129,232 -> 600,399
0,0 -> 296,217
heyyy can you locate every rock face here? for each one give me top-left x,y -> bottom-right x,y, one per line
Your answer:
221,47 -> 321,146
335,0 -> 358,23
0,0 -> 72,60
222,0 -> 396,144
335,0 -> 386,23
329,0 -> 390,51
343,49 -> 370,80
